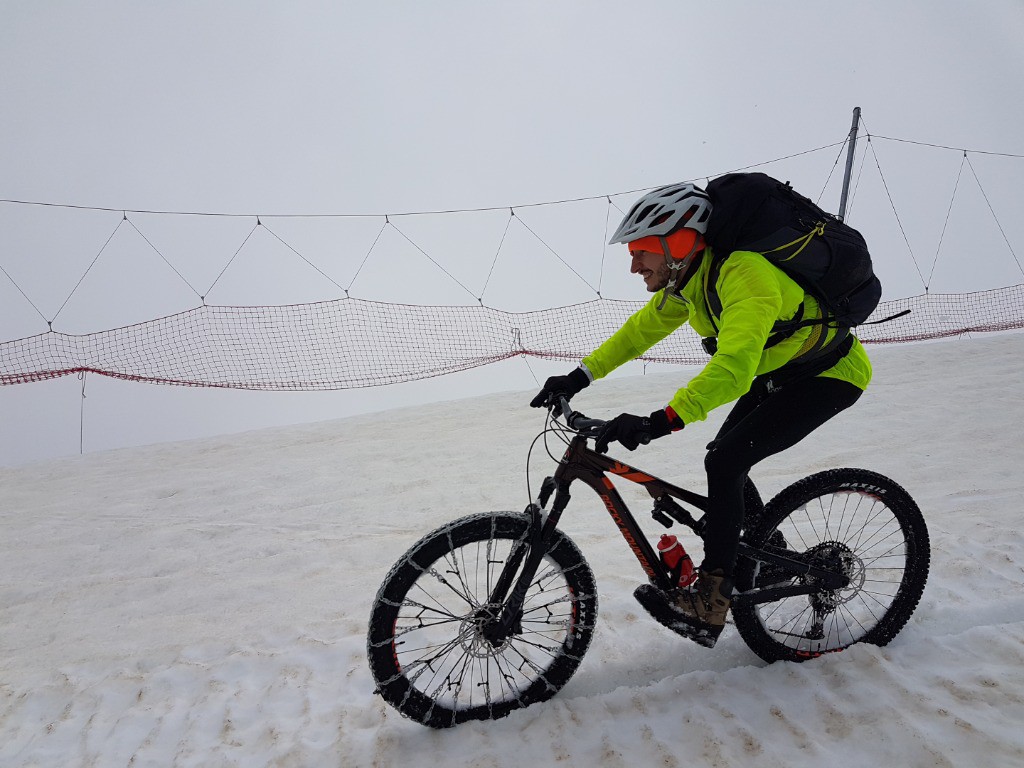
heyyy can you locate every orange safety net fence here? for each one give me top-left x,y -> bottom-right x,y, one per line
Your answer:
2,285 -> 1022,390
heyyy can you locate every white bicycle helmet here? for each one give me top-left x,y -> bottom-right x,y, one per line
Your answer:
609,182 -> 712,244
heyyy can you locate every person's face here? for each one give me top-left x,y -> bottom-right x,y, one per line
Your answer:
630,250 -> 670,292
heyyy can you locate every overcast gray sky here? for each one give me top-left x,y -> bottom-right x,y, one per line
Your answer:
3,1 -> 1023,466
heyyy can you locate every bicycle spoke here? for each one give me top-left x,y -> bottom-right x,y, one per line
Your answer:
751,484 -> 918,653
381,519 -> 584,717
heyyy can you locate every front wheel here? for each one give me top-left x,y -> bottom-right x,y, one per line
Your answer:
367,511 -> 598,728
733,468 -> 930,663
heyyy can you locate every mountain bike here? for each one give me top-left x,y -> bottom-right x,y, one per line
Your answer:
366,399 -> 930,728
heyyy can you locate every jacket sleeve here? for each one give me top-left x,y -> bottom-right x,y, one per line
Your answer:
581,292 -> 690,379
667,256 -> 782,423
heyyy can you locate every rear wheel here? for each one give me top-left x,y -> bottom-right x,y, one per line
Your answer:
733,469 -> 929,663
367,512 -> 598,727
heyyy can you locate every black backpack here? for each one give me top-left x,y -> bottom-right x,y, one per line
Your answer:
702,172 -> 883,339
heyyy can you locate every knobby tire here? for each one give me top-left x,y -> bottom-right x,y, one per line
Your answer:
732,468 -> 930,662
367,511 -> 598,728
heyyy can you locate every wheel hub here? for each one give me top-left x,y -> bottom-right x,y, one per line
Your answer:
462,605 -> 515,656
804,540 -> 866,611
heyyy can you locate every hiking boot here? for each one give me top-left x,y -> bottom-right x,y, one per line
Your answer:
634,569 -> 734,648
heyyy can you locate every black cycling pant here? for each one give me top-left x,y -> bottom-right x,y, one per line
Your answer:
700,374 -> 863,575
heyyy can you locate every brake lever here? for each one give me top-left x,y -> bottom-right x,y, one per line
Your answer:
551,397 -> 583,429
553,396 -> 574,422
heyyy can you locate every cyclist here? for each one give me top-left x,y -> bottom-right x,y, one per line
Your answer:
529,182 -> 872,648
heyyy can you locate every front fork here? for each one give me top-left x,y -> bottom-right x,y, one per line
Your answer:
482,475 -> 568,647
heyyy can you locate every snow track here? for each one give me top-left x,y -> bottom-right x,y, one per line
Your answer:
3,334 -> 1024,766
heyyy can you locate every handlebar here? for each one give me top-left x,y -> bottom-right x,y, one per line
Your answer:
554,397 -> 607,436
551,397 -> 651,446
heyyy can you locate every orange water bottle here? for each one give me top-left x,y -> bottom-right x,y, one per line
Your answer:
657,534 -> 696,588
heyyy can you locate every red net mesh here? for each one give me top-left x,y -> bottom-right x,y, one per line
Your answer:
2,286 -> 1022,389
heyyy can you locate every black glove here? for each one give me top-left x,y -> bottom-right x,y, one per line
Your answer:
594,408 -> 683,454
530,367 -> 590,409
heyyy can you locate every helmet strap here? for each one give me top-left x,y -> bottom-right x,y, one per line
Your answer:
655,236 -> 703,310
660,234 -> 704,264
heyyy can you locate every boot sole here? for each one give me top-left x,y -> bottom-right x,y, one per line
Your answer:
633,585 -> 723,648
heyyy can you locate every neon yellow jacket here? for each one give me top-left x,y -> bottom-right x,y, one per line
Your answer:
581,248 -> 872,424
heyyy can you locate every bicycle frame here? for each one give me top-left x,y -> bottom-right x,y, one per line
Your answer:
545,431 -> 709,588
483,424 -> 850,646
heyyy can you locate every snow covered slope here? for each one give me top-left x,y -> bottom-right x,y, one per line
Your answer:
3,333 -> 1024,767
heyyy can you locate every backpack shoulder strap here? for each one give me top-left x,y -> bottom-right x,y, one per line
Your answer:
703,250 -> 727,334
702,249 -> 812,354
